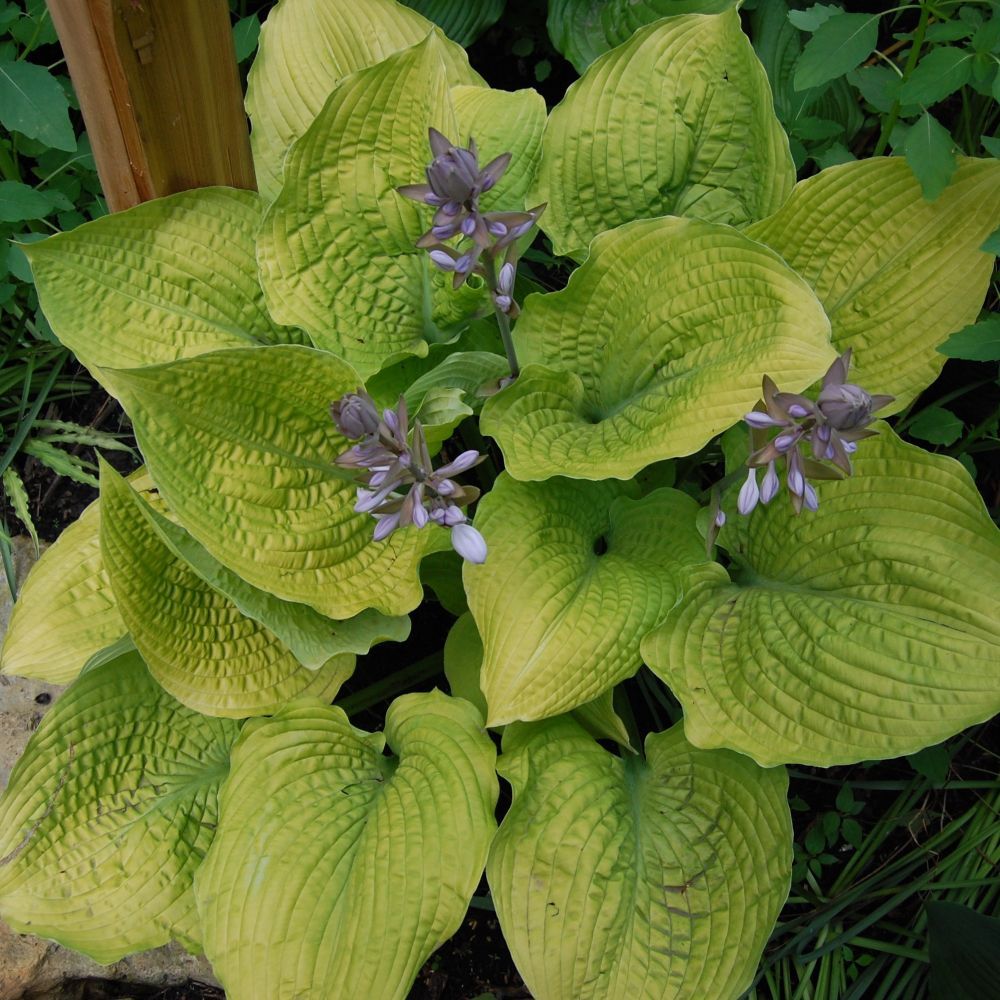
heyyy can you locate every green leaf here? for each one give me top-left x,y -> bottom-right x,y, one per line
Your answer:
899,46 -> 973,105
981,134 -> 1000,157
232,13 -> 261,61
793,13 -> 880,90
20,439 -> 97,487
107,345 -> 448,620
939,315 -> 1000,360
980,225 -> 1000,253
443,612 -> 634,746
787,4 -> 841,32
904,112 -> 958,201
0,58 -> 75,152
27,188 -> 297,394
642,429 -> 1000,767
487,717 -> 792,1000
908,744 -> 951,783
0,181 -> 66,222
257,37 -> 545,377
546,0 -> 738,72
546,0 -> 608,72
400,0 -> 505,45
928,902 -> 1000,1000
195,693 -> 497,1000
481,217 -> 834,481
747,157 -> 1000,409
464,475 -> 715,723
0,472 -> 153,684
0,650 -> 240,962
907,405 -> 965,446
2,467 -> 36,554
533,10 -> 794,258
99,462 -> 360,718
247,0 -> 481,201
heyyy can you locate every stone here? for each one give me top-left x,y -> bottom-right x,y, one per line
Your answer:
0,537 -> 221,999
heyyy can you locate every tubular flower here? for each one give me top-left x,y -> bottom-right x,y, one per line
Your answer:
331,389 -> 488,563
397,128 -> 545,294
740,349 -> 894,515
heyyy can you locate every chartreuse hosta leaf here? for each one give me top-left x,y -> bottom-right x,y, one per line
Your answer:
247,0 -> 482,201
402,0 -> 505,46
463,475 -> 715,724
258,35 -> 545,378
481,217 -> 835,481
443,611 -> 633,747
643,429 -> 1000,767
1,469 -> 153,684
26,189 -> 295,393
107,345 -> 448,620
0,650 -> 239,962
195,693 -> 497,1000
100,462 -> 361,718
532,10 -> 794,258
487,717 -> 792,1000
747,157 -> 1000,410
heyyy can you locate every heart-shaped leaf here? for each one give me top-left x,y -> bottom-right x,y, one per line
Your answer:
481,217 -> 834,480
642,429 -> 1000,766
464,475 -> 715,723
747,157 -> 1000,409
532,10 -> 794,257
0,650 -> 239,962
443,611 -> 633,747
257,36 -> 545,377
247,0 -> 482,200
1,470 -> 154,684
107,345 -> 447,621
26,189 -> 297,394
99,462 -> 360,718
195,693 -> 497,1000
487,717 -> 792,999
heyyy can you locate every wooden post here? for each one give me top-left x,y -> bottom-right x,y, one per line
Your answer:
45,0 -> 256,212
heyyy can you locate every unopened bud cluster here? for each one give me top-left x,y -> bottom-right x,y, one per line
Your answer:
397,128 -> 545,317
331,389 -> 488,563
739,350 -> 894,515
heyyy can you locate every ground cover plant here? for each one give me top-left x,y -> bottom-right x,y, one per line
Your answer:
1,1 -> 999,998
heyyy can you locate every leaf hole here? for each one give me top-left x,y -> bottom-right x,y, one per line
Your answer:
592,535 -> 609,556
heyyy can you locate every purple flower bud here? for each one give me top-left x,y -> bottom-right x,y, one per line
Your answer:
843,440 -> 858,454
436,450 -> 481,477
760,461 -> 780,504
744,411 -> 781,429
817,383 -> 875,431
454,253 -> 474,274
488,220 -> 508,236
451,522 -> 487,563
788,403 -> 811,419
461,216 -> 477,237
442,201 -> 461,216
435,478 -> 456,496
429,250 -> 457,271
443,504 -> 466,527
373,512 -> 400,541
432,224 -> 458,240
494,294 -> 512,313
787,457 -> 805,497
803,482 -> 819,511
737,468 -> 760,516
330,390 -> 380,440
774,433 -> 797,452
412,500 -> 429,528
498,262 -> 516,295
714,509 -> 726,528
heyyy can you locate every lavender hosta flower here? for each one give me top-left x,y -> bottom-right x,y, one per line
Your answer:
331,391 -> 487,562
740,349 -> 894,516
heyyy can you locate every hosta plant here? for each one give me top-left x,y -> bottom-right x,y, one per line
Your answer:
2,2 -> 1000,998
